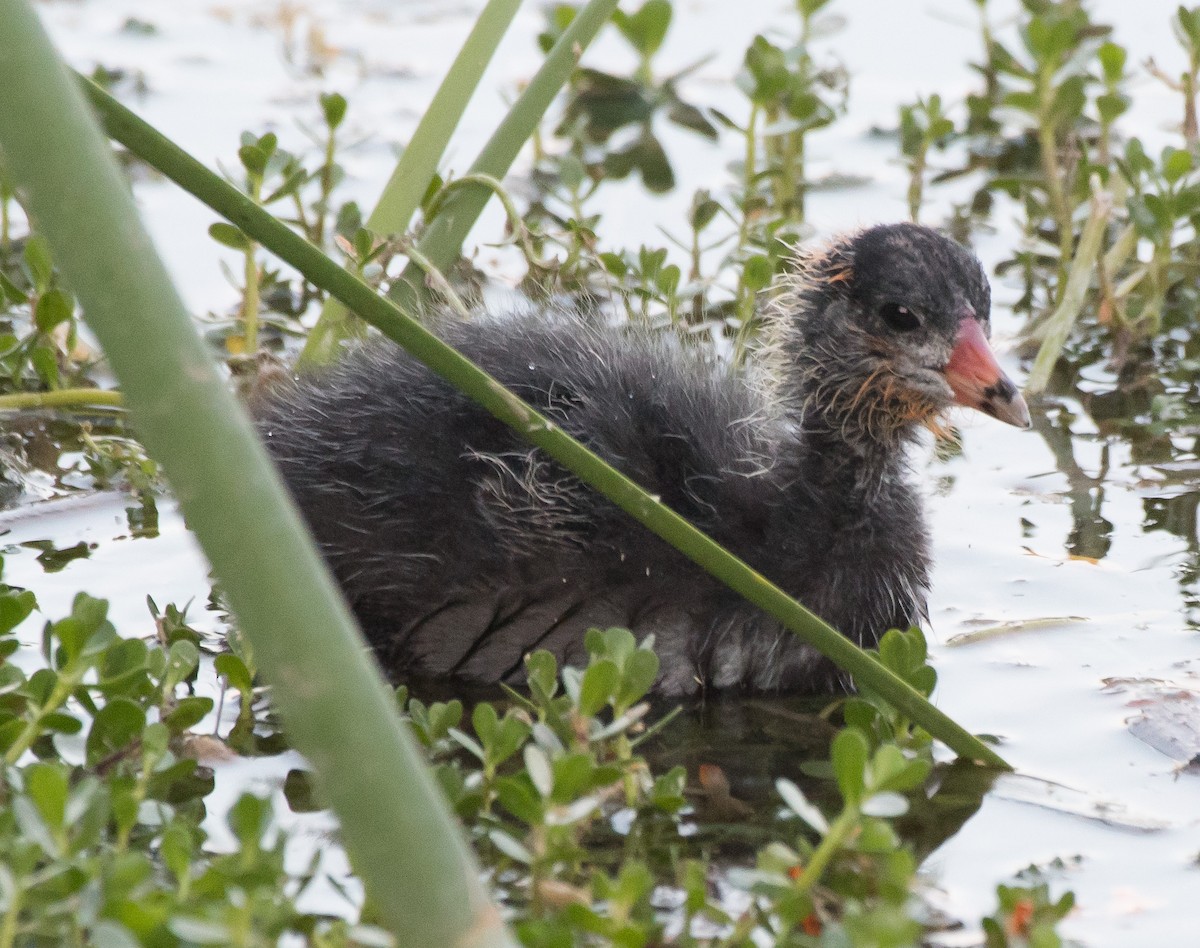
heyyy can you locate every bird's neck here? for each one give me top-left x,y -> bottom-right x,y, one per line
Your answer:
787,420 -> 908,508
771,358 -> 920,511
754,302 -> 925,501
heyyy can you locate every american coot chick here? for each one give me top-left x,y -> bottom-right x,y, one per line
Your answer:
259,223 -> 1029,696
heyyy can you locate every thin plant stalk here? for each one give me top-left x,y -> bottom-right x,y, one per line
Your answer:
389,0 -> 621,315
300,0 -> 524,368
82,79 -> 1009,770
0,3 -> 516,945
1026,179 -> 1111,393
0,388 -> 123,410
1036,66 -> 1074,291
241,172 -> 262,355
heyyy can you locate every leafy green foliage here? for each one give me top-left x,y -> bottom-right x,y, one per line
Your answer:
0,232 -> 89,393
0,561 -> 392,945
982,882 -> 1076,948
0,1 -> 1111,943
899,95 -> 954,223
0,525 -> 1067,946
540,0 -> 715,195
518,0 -> 847,348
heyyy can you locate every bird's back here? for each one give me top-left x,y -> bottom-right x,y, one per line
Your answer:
259,311 -> 809,692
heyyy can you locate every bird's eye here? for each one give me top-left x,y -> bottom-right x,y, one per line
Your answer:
879,303 -> 921,332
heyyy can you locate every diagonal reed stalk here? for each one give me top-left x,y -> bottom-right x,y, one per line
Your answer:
81,80 -> 1009,771
0,2 -> 517,945
299,0 -> 524,368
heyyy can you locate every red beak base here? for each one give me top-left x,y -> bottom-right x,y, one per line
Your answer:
944,318 -> 1031,429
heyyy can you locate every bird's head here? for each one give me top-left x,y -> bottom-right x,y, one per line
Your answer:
775,223 -> 1030,446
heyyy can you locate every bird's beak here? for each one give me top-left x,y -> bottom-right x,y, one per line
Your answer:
944,317 -> 1031,429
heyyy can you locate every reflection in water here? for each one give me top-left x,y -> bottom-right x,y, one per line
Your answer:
1029,400 -> 1113,561
1144,490 -> 1200,628
642,698 -> 996,864
1036,371 -> 1200,625
1043,356 -> 1200,627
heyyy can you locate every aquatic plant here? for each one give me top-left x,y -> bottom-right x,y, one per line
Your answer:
13,0 -> 1187,941
0,556 -> 1048,945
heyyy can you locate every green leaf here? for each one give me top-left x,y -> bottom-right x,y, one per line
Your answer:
742,254 -> 773,291
1096,92 -> 1129,124
142,721 -> 170,759
163,639 -> 200,691
208,222 -> 251,251
612,0 -> 672,58
578,659 -> 619,716
160,820 -> 195,884
550,752 -> 600,802
472,701 -> 499,748
525,649 -> 558,702
854,815 -> 900,852
604,132 -> 674,192
228,792 -> 271,846
1163,147 -> 1193,184
98,638 -> 149,691
214,652 -> 253,694
30,344 -> 59,388
667,98 -> 718,140
320,91 -> 348,129
40,712 -> 82,735
1177,6 -> 1200,51
0,271 -> 27,306
1048,76 -> 1087,130
615,647 -> 659,710
689,191 -> 721,232
86,697 -> 146,764
0,589 -> 36,635
797,0 -> 833,18
741,36 -> 789,105
490,715 -> 530,767
428,699 -> 463,739
1002,90 -> 1039,115
494,774 -> 543,823
162,695 -> 214,734
34,288 -> 74,332
53,594 -> 112,665
599,251 -> 628,278
596,627 -> 637,665
23,234 -> 53,292
840,696 -> 878,734
1097,40 -> 1126,82
25,760 -> 69,830
831,728 -> 869,805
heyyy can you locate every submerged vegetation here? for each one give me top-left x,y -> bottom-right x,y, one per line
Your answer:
1,0 -> 1198,943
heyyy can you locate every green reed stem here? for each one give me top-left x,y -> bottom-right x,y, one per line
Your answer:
81,79 -> 1008,770
300,0 -> 524,368
389,0 -> 620,316
0,3 -> 515,944
0,388 -> 123,410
